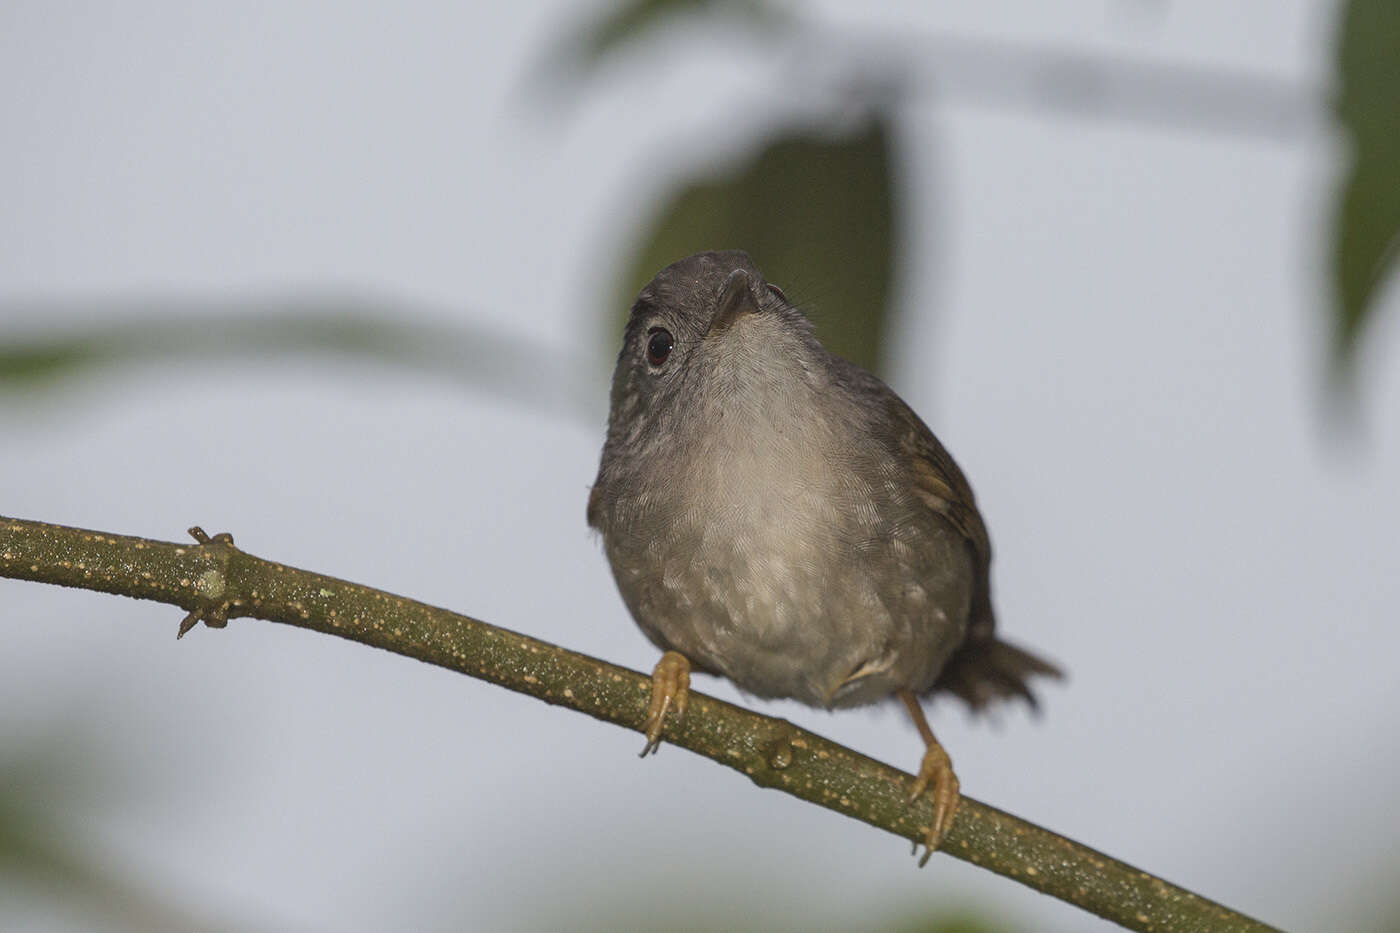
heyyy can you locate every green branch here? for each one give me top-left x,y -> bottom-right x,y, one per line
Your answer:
0,516 -> 1280,932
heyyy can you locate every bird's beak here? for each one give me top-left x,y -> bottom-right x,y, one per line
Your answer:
707,269 -> 760,336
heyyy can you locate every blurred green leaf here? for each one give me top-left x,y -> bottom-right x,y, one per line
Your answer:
0,724 -> 233,932
522,870 -> 1018,933
612,113 -> 899,373
541,0 -> 788,88
0,299 -> 591,419
889,912 -> 1017,933
1332,0 -> 1400,370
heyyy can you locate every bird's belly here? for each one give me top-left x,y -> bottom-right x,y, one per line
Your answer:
606,486 -> 970,708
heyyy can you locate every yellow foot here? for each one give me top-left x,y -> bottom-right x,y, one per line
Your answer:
907,740 -> 961,866
897,687 -> 961,866
640,651 -> 691,757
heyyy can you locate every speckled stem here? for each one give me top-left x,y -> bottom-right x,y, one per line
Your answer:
0,516 -> 1280,933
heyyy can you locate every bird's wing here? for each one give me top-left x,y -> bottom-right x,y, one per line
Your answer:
832,358 -> 1061,706
831,355 -> 997,639
901,420 -> 990,569
893,398 -> 996,640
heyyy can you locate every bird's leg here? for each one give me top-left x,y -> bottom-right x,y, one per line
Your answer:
897,688 -> 961,866
640,651 -> 691,757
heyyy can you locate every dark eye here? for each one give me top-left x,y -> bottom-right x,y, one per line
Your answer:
646,327 -> 674,367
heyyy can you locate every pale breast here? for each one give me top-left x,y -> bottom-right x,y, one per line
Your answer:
603,384 -> 972,708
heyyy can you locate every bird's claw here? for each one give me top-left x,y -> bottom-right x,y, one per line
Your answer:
640,651 -> 690,756
908,741 -> 960,866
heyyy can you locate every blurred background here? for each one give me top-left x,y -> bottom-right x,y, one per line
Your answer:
2,1 -> 1398,931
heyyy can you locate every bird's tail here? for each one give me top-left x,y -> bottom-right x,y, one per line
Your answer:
930,636 -> 1064,713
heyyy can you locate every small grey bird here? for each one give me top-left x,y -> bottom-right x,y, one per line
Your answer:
587,250 -> 1060,860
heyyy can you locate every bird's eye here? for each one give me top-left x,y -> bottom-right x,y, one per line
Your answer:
646,327 -> 674,367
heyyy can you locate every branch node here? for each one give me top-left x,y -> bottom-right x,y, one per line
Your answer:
187,526 -> 235,547
176,525 -> 237,639
765,720 -> 798,770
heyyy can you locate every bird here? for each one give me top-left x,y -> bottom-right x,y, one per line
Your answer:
587,250 -> 1061,862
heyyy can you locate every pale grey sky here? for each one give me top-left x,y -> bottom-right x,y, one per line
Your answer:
2,2 -> 1396,931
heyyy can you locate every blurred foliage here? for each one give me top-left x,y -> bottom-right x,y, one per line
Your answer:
0,1 -> 1391,414
0,300 -> 589,419
525,877 -> 1020,933
0,726 -> 228,932
888,911 -> 1017,933
571,0 -> 1400,391
552,0 -> 898,374
1332,0 -> 1400,371
537,0 -> 789,90
0,732 -> 90,887
612,115 -> 898,373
